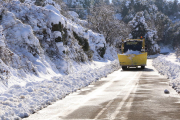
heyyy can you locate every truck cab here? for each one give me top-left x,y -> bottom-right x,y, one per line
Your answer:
118,38 -> 147,70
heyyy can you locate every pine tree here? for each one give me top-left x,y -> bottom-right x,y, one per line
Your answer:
173,0 -> 178,14
121,1 -> 129,18
154,0 -> 164,12
104,0 -> 110,4
130,0 -> 134,9
129,12 -> 160,55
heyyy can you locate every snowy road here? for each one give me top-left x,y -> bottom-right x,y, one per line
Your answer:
24,59 -> 180,120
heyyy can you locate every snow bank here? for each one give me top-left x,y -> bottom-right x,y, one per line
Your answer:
0,60 -> 120,119
153,53 -> 180,93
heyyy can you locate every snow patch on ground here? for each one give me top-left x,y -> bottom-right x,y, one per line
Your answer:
147,54 -> 159,59
148,46 -> 174,59
160,46 -> 174,54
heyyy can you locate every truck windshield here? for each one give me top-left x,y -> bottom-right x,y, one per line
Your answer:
124,41 -> 142,53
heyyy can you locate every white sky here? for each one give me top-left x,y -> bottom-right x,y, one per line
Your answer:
109,0 -> 180,3
168,0 -> 179,1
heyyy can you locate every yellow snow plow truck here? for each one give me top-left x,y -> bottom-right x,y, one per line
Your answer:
118,38 -> 147,70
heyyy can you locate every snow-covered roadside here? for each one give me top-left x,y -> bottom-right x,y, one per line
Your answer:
153,53 -> 180,94
0,60 -> 120,119
0,0 -> 121,119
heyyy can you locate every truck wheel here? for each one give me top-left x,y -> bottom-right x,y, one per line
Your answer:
122,66 -> 127,70
141,66 -> 145,69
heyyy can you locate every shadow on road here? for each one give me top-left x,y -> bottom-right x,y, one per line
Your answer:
121,68 -> 154,72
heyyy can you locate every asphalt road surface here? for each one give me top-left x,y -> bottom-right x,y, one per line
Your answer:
25,59 -> 180,120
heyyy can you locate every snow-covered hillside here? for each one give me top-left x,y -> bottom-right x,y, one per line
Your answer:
0,0 -> 120,119
0,0 -> 118,91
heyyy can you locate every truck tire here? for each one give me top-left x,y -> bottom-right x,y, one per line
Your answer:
141,66 -> 145,69
122,66 -> 127,70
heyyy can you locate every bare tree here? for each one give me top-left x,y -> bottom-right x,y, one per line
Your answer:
87,2 -> 129,46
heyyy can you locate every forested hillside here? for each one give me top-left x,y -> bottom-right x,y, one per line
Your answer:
112,0 -> 180,47
58,0 -> 180,55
